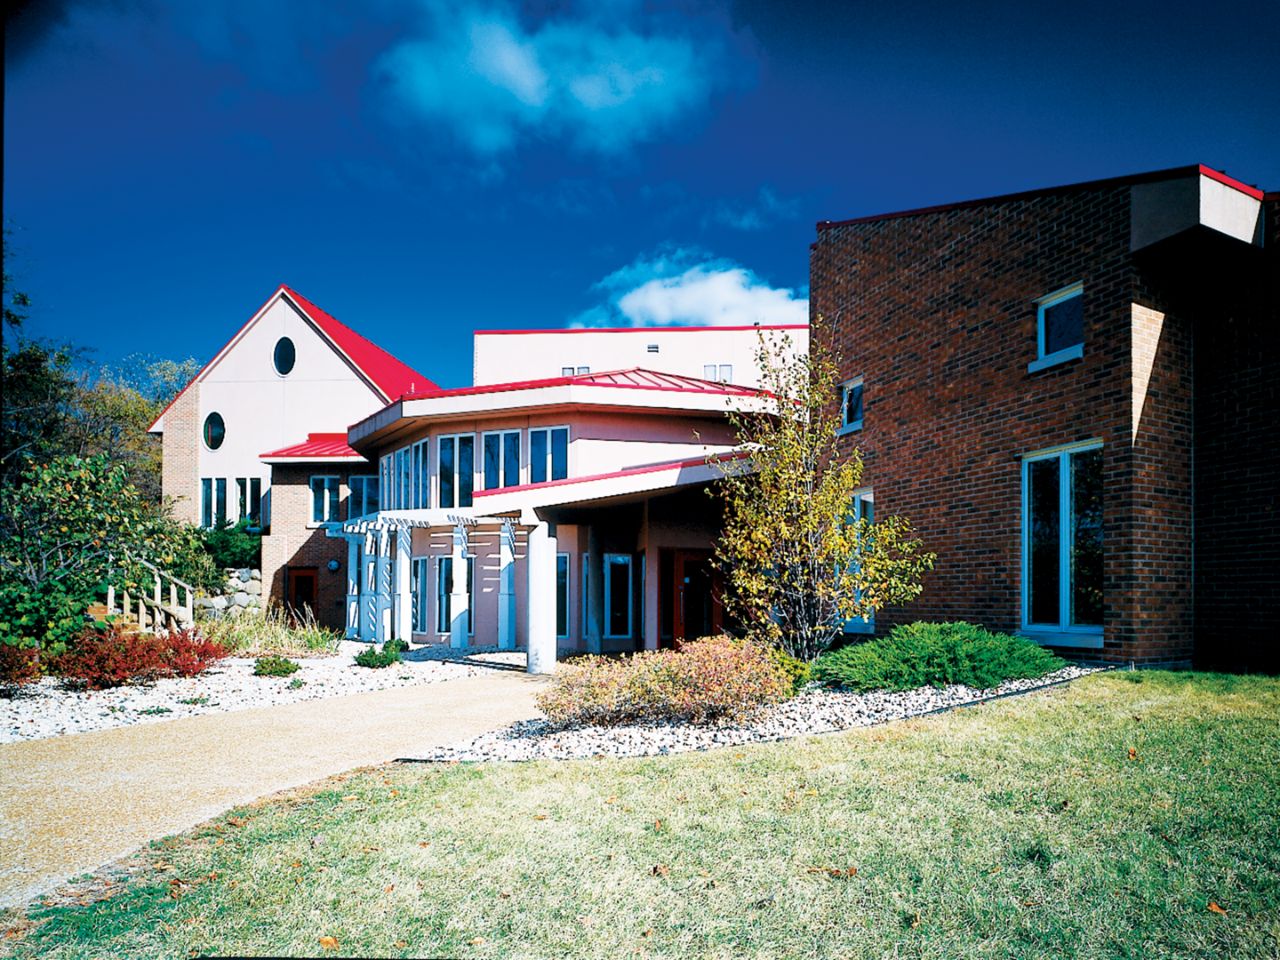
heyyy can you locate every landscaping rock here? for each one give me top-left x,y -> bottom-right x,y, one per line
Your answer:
251,569 -> 262,581
232,591 -> 251,607
209,595 -> 228,611
237,569 -> 252,583
244,580 -> 262,596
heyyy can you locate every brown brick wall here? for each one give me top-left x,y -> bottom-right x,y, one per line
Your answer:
160,384 -> 200,524
261,463 -> 357,630
812,184 -> 1207,666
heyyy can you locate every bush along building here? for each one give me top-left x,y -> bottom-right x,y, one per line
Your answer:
812,164 -> 1278,672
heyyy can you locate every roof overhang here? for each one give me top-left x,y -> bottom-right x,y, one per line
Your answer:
1131,166 -> 1265,252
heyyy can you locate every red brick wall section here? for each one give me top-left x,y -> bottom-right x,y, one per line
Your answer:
811,184 -> 1203,666
160,384 -> 200,524
261,463 -> 354,630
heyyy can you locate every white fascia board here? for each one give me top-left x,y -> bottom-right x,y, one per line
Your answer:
473,457 -> 731,514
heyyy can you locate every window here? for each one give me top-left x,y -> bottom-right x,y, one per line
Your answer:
248,478 -> 261,524
647,344 -> 659,353
529,426 -> 569,484
234,478 -> 261,523
349,475 -> 379,517
838,377 -> 864,433
483,430 -> 521,490
309,475 -> 340,525
438,434 -> 474,508
273,337 -> 296,376
561,366 -> 575,377
395,447 -> 411,509
1029,283 -> 1084,372
411,439 -> 429,508
214,478 -> 227,527
703,363 -> 733,383
411,557 -> 429,633
379,454 -> 393,511
603,553 -> 633,639
556,554 -> 570,639
202,412 -> 225,450
581,554 -> 590,639
436,556 -> 475,634
578,366 -> 589,375
201,478 -> 213,528
844,490 -> 875,634
1022,442 -> 1103,645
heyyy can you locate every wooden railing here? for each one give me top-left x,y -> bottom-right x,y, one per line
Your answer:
105,557 -> 195,634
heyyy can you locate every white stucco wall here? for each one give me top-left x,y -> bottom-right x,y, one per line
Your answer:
473,325 -> 809,388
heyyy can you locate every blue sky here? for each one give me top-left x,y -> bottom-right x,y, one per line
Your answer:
6,0 -> 1278,388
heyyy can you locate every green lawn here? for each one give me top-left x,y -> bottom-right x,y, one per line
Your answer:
5,672 -> 1279,959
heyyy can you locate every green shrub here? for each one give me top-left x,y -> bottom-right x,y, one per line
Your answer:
354,642 -> 402,669
768,647 -> 811,693
384,638 -> 410,654
811,621 -> 1065,693
201,518 -> 262,570
537,634 -> 792,727
198,606 -> 341,658
253,655 -> 300,677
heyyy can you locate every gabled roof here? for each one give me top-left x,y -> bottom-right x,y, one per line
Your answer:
148,285 -> 436,432
261,432 -> 365,463
404,367 -> 765,401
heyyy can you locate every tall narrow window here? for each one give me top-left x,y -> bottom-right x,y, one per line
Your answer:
395,448 -> 411,509
436,556 -> 475,634
529,426 -> 569,483
411,557 -> 429,633
603,553 -> 633,639
581,554 -> 590,640
838,377 -> 864,433
483,430 -> 521,490
844,489 -> 875,635
201,478 -> 213,528
1022,443 -> 1103,644
214,478 -> 227,527
379,454 -> 393,512
438,434 -> 474,508
1030,283 -> 1085,371
349,476 -> 379,517
248,478 -> 262,524
411,439 -> 430,508
556,553 -> 570,639
309,475 -> 340,525
236,478 -> 248,522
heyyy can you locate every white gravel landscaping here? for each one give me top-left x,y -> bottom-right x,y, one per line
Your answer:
1,643 -> 525,743
412,664 -> 1107,762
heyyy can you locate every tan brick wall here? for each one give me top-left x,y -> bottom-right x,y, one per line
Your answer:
261,463 -> 356,630
161,384 -> 200,524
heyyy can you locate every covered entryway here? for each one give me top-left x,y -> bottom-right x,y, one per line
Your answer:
285,566 -> 318,618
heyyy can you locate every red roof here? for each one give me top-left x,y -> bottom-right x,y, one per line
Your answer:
281,286 -> 436,400
403,367 -> 766,401
261,432 -> 364,461
148,285 -> 436,432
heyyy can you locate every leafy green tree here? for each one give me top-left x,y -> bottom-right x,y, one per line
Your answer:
202,518 -> 263,570
712,325 -> 936,661
0,455 -> 217,653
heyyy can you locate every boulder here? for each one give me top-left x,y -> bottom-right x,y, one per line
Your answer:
210,595 -> 229,611
251,569 -> 262,581
244,579 -> 262,596
237,568 -> 252,583
233,591 -> 251,607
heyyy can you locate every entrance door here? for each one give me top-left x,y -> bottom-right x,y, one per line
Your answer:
673,550 -> 721,643
286,566 -> 318,619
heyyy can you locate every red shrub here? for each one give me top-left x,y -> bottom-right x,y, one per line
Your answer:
52,625 -> 228,690
0,643 -> 42,690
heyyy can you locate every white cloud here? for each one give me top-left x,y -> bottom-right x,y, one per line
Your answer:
376,1 -> 734,156
574,247 -> 808,328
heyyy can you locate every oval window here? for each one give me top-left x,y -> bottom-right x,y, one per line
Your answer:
203,412 -> 225,450
273,336 -> 296,376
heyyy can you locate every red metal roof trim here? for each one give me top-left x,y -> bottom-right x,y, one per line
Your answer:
261,432 -> 364,460
402,367 -> 766,401
474,324 -> 809,336
816,164 -> 1267,231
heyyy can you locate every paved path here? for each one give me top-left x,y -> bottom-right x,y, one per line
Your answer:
0,671 -> 546,909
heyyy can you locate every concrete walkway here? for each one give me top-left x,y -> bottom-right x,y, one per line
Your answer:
0,671 -> 546,909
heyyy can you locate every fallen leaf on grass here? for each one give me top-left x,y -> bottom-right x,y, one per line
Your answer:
226,817 -> 247,828
604,796 -> 617,804
1208,901 -> 1228,915
319,935 -> 339,950
418,841 -> 432,848
653,820 -> 663,831
384,884 -> 395,893
641,928 -> 653,938
470,936 -> 487,945
651,865 -> 669,877
1128,747 -> 1138,761
395,940 -> 408,948
499,889 -> 512,899
533,814 -> 548,821
341,795 -> 358,802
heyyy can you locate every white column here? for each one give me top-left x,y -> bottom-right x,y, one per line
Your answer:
376,528 -> 393,644
526,520 -> 557,674
345,538 -> 359,639
394,525 -> 412,642
585,526 -> 604,654
449,523 -> 470,650
497,521 -> 517,651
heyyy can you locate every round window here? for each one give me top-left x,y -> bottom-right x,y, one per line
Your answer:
203,412 -> 225,450
273,336 -> 296,376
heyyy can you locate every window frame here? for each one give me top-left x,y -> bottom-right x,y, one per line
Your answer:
837,376 -> 864,435
308,475 -> 341,527
411,556 -> 429,634
1020,440 -> 1104,648
202,412 -> 225,451
603,553 -> 633,640
481,429 -> 522,491
349,474 -> 379,518
556,553 -> 570,640
214,478 -> 227,527
435,555 -> 475,636
1028,282 -> 1085,373
843,488 -> 876,635
529,425 -> 570,484
436,433 -> 475,508
200,478 -> 213,528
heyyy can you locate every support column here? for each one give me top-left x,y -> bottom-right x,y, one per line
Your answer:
585,526 -> 604,654
345,537 -> 359,639
394,525 -> 412,642
497,521 -> 517,651
526,520 -> 557,674
449,522 -> 470,650
376,529 -> 393,644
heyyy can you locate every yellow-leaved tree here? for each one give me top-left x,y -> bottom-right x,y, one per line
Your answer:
711,324 -> 935,661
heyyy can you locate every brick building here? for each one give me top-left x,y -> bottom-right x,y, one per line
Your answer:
812,164 -> 1278,670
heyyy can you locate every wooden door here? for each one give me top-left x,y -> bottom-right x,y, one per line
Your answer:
673,550 -> 722,643
287,567 -> 318,618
